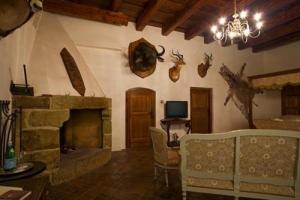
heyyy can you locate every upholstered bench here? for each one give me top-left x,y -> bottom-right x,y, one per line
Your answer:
180,129 -> 300,200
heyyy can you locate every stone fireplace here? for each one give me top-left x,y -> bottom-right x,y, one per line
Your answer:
13,95 -> 112,185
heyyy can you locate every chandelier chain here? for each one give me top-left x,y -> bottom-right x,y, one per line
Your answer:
234,0 -> 237,14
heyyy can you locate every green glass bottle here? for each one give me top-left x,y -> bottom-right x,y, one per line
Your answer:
4,141 -> 16,171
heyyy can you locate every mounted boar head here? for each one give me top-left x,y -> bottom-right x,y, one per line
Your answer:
198,53 -> 213,78
219,63 -> 262,126
169,50 -> 185,82
129,38 -> 165,78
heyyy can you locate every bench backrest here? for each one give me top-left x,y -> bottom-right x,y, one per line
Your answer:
180,129 -> 300,197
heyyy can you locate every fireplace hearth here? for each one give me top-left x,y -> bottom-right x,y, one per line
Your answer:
13,95 -> 112,185
60,109 -> 103,154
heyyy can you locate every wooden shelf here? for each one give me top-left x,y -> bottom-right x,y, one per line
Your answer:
160,118 -> 191,147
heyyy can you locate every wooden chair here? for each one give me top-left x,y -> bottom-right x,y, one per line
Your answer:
149,127 -> 180,187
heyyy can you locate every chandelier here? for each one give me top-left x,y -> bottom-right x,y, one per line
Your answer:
210,0 -> 263,43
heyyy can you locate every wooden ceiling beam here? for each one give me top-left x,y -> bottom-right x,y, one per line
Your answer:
184,0 -> 254,40
136,0 -> 165,31
162,0 -> 208,36
43,0 -> 128,26
265,3 -> 300,32
252,31 -> 300,52
238,18 -> 300,50
110,0 -> 123,12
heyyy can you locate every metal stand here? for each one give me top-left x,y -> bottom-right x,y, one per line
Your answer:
0,101 -> 18,169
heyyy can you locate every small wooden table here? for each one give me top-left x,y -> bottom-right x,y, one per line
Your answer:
160,118 -> 191,147
1,177 -> 49,200
0,162 -> 46,183
0,162 -> 48,200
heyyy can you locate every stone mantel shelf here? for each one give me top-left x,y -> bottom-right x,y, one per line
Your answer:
13,95 -> 111,110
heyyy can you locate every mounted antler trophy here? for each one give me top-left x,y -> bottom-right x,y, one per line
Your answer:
0,0 -> 42,38
169,50 -> 185,82
128,38 -> 165,78
198,53 -> 213,78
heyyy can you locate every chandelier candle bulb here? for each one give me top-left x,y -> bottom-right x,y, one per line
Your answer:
254,13 -> 262,21
216,32 -> 222,39
244,29 -> 250,36
240,10 -> 248,19
256,21 -> 263,29
219,17 -> 226,25
211,25 -> 218,33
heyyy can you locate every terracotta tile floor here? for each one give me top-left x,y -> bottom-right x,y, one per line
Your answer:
49,148 -> 255,200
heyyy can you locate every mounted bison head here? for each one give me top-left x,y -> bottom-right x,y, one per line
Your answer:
129,38 -> 165,78
133,42 -> 165,71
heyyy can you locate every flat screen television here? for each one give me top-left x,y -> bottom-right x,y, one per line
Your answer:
165,101 -> 188,119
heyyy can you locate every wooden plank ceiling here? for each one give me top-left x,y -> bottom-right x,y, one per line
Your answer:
43,0 -> 300,52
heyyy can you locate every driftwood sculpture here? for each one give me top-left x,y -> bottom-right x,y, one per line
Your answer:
169,50 -> 185,82
219,63 -> 260,123
128,38 -> 165,78
60,48 -> 86,96
198,53 -> 213,78
0,0 -> 42,38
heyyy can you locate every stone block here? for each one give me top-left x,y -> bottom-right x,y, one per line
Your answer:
13,95 -> 112,110
103,134 -> 112,148
23,149 -> 60,170
12,96 -> 51,109
49,96 -> 112,110
22,128 -> 60,151
103,120 -> 112,134
101,109 -> 112,119
22,109 -> 69,128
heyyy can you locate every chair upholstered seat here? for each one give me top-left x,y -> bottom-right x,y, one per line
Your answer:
240,182 -> 295,197
167,149 -> 180,166
186,177 -> 234,190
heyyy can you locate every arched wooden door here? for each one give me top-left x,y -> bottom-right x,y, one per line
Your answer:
126,88 -> 156,148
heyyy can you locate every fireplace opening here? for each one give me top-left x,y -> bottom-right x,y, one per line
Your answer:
60,109 -> 103,155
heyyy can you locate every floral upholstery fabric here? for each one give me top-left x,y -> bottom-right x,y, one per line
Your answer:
150,128 -> 168,165
240,182 -> 295,197
186,138 -> 235,175
186,177 -> 233,190
240,136 -> 298,180
150,127 -> 180,167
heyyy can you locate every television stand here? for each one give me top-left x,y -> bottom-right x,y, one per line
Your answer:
160,118 -> 191,147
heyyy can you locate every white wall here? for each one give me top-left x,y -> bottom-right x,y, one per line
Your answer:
0,13 -> 40,100
252,41 -> 300,119
57,15 -> 264,150
262,41 -> 300,73
27,12 -> 105,97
